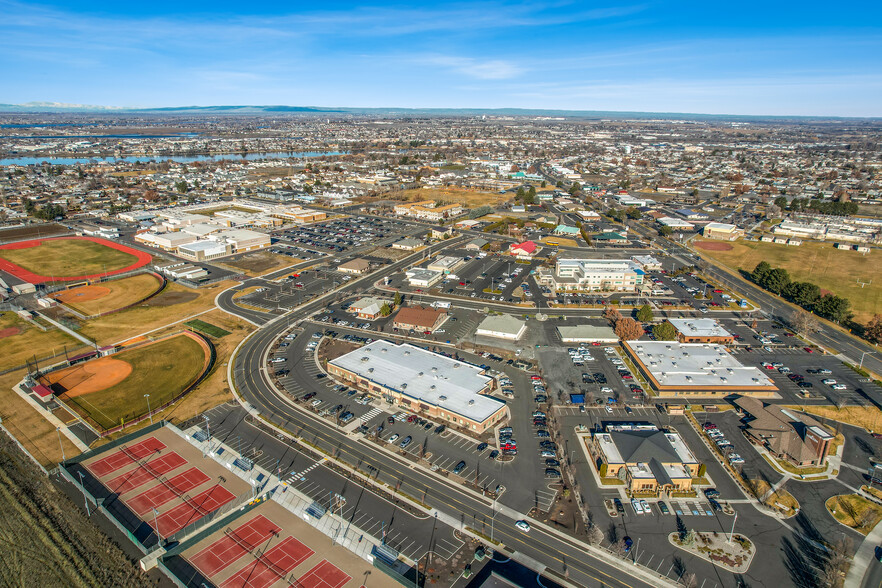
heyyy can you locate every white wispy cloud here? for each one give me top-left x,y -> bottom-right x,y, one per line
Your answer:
426,56 -> 524,79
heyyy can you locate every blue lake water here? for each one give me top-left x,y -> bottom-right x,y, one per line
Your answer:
0,151 -> 345,166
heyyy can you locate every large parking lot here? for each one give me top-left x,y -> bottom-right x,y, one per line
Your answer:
273,217 -> 415,258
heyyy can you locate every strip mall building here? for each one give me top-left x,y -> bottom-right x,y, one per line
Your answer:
327,341 -> 508,434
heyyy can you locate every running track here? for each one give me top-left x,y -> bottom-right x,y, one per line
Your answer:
87,437 -> 166,477
0,236 -> 152,283
128,467 -> 210,516
189,515 -> 283,578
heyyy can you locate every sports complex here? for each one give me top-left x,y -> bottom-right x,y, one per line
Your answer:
0,236 -> 152,283
63,423 -> 386,588
40,332 -> 212,433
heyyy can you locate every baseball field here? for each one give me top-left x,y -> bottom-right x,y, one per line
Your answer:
44,332 -> 211,431
50,273 -> 164,316
0,236 -> 152,283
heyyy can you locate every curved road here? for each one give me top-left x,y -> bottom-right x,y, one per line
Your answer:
222,236 -> 661,588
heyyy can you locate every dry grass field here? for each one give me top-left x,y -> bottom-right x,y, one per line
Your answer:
51,273 -> 163,316
826,494 -> 882,535
78,280 -> 236,345
393,187 -> 512,208
693,237 -> 882,323
791,405 -> 882,433
221,250 -> 302,276
0,312 -> 84,370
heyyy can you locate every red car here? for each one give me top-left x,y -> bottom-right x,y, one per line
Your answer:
531,376 -> 543,381
804,347 -> 814,353
713,289 -> 723,294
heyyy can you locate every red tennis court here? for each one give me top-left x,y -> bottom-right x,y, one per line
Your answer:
128,467 -> 210,516
296,560 -> 351,588
106,452 -> 187,495
154,484 -> 236,537
189,515 -> 283,578
88,437 -> 166,477
219,536 -> 315,588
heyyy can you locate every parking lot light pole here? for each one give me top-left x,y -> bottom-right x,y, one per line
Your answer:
728,511 -> 738,543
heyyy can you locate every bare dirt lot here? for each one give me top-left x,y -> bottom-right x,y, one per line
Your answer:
0,430 -> 153,587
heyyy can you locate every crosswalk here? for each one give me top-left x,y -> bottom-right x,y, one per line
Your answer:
286,458 -> 327,483
360,407 -> 383,423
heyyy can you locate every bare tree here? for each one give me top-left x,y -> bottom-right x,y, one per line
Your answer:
791,309 -> 819,336
586,523 -> 604,545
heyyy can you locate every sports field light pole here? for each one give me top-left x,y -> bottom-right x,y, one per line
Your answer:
202,415 -> 212,456
144,394 -> 152,424
56,427 -> 66,464
77,471 -> 90,516
152,508 -> 161,544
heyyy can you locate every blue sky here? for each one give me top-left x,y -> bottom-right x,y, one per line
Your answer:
2,0 -> 881,116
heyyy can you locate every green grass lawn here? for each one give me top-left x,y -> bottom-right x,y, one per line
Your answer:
694,238 -> 882,323
64,334 -> 208,430
185,319 -> 231,338
0,239 -> 138,278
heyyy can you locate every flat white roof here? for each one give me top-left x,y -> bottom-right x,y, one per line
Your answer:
329,341 -> 505,423
705,222 -> 738,231
475,315 -> 526,337
557,325 -> 618,342
668,319 -> 732,339
179,240 -> 227,253
628,341 -> 775,389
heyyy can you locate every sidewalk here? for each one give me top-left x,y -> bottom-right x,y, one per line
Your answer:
845,522 -> 882,587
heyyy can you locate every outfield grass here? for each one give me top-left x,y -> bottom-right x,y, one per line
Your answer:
64,334 -> 208,430
57,273 -> 163,316
394,187 -> 512,208
0,239 -> 139,278
693,237 -> 882,323
0,311 -> 84,369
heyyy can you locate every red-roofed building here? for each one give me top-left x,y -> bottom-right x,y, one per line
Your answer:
509,240 -> 538,260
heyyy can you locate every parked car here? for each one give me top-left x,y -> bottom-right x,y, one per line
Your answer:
453,461 -> 466,474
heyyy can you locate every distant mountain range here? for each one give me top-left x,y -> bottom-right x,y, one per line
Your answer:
0,102 -> 878,122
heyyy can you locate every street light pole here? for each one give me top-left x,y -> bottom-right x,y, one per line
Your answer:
144,394 -> 152,424
728,511 -> 738,543
860,351 -> 875,370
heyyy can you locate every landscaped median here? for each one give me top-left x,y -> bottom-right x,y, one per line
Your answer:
669,530 -> 754,573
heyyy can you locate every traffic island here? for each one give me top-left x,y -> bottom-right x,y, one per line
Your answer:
826,494 -> 882,535
669,531 -> 755,573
